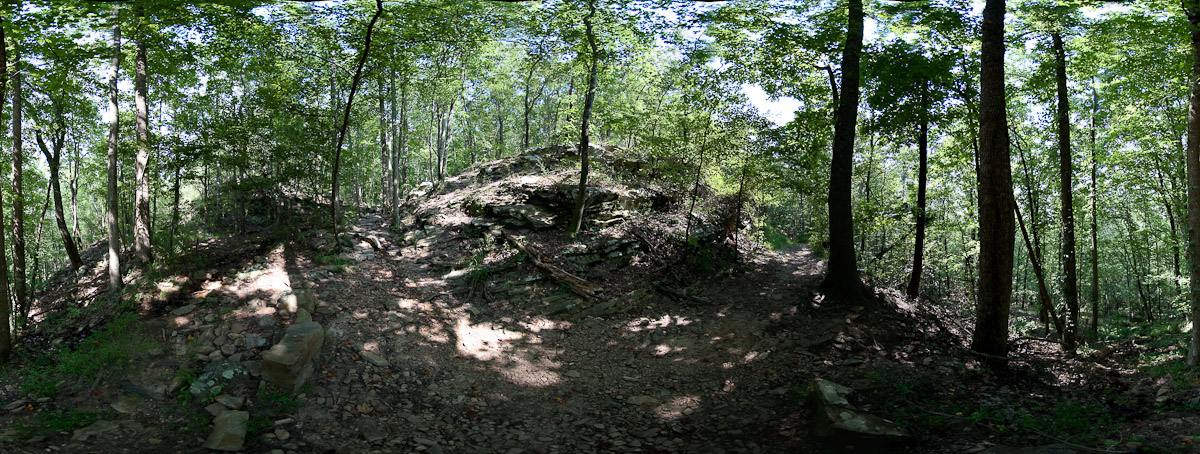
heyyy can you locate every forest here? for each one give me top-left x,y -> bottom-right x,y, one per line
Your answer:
0,0 -> 1198,452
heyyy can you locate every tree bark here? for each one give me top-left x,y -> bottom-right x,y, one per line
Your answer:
818,0 -> 867,302
1090,83 -> 1100,336
331,0 -> 384,236
379,78 -> 389,207
1184,0 -> 1200,366
906,84 -> 930,298
566,0 -> 599,237
106,6 -> 124,294
1051,32 -> 1079,353
0,13 -> 13,364
390,66 -> 400,226
134,4 -> 152,267
972,0 -> 1016,365
10,53 -> 27,319
34,125 -> 83,270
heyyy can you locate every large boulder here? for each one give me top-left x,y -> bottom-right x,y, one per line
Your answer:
810,379 -> 910,446
262,321 -> 325,392
202,410 -> 249,451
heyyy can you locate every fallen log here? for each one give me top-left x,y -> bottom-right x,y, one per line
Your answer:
502,233 -> 599,300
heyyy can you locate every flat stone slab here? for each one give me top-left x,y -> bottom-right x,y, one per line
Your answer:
203,410 -> 248,451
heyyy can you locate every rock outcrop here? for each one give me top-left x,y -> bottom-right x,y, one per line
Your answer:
810,379 -> 911,446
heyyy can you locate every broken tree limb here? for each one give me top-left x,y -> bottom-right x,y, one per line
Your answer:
503,233 -> 599,300
653,284 -> 720,305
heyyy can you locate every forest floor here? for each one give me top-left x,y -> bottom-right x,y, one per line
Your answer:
1,152 -> 1199,453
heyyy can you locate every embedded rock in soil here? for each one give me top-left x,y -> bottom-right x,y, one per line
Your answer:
203,410 -> 249,451
190,359 -> 251,399
71,420 -> 122,441
262,321 -> 325,392
980,445 -> 1080,454
810,379 -> 910,444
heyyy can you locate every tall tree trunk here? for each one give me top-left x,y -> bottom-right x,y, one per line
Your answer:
0,13 -> 13,364
106,6 -> 124,294
1052,32 -> 1079,353
134,4 -> 152,267
34,126 -> 82,270
1185,1 -> 1200,366
10,54 -> 26,318
566,0 -> 599,237
331,0 -> 383,236
391,68 -> 402,226
71,140 -> 80,243
400,82 -> 409,198
1090,82 -> 1100,336
380,79 -> 389,207
818,0 -> 867,302
1016,203 -> 1065,336
170,166 -> 180,255
906,85 -> 930,298
972,0 -> 1016,365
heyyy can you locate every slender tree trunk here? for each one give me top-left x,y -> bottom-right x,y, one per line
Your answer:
331,0 -> 384,236
10,54 -> 27,318
34,127 -> 82,270
972,0 -> 1016,365
566,0 -> 599,237
71,140 -> 80,243
390,67 -> 400,226
1016,203 -> 1065,336
818,0 -> 867,302
380,79 -> 389,207
400,82 -> 409,198
134,4 -> 152,267
170,167 -> 180,255
1090,83 -> 1100,336
906,85 -> 930,298
0,14 -> 13,363
1185,1 -> 1200,366
106,6 -> 124,294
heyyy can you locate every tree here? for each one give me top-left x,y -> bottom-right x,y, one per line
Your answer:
1051,29 -> 1080,353
566,0 -> 600,237
972,0 -> 1016,364
105,5 -> 123,294
1185,0 -> 1200,366
331,0 -> 384,235
134,4 -> 153,267
11,48 -> 28,321
818,0 -> 868,302
0,12 -> 12,364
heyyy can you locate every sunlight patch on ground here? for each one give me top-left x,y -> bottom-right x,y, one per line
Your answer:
454,318 -> 562,387
656,395 -> 701,421
625,314 -> 694,332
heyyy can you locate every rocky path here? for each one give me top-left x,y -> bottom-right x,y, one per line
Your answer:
1,213 -> 829,453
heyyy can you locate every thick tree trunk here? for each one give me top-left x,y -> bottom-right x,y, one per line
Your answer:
906,86 -> 930,298
134,4 -> 152,267
818,0 -> 867,302
106,6 -> 124,294
0,14 -> 13,363
11,55 -> 27,318
1052,32 -> 1079,353
972,0 -> 1016,365
1185,2 -> 1200,366
566,0 -> 599,237
331,0 -> 383,235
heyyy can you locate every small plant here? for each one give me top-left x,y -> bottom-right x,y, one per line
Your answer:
13,410 -> 99,440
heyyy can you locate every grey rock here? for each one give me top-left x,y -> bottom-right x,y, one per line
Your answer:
244,333 -> 268,349
71,420 -> 122,441
296,308 -> 313,324
360,350 -> 390,368
172,304 -> 197,316
262,321 -> 325,392
810,379 -> 910,444
189,359 -> 251,399
203,410 -> 249,451
216,394 -> 245,410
